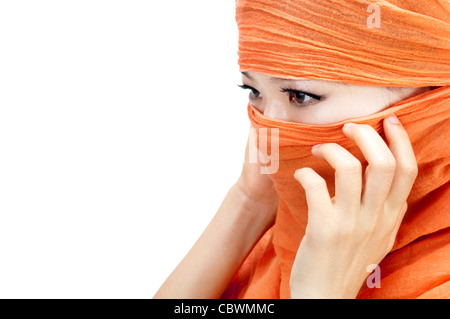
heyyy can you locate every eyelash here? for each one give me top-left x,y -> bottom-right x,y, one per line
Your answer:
238,84 -> 321,106
280,87 -> 322,105
238,84 -> 260,98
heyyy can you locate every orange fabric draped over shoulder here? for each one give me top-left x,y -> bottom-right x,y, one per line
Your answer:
222,0 -> 450,299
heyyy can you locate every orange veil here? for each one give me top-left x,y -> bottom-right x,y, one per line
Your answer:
223,0 -> 450,298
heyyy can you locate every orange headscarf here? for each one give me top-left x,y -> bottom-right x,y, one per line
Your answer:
223,0 -> 450,299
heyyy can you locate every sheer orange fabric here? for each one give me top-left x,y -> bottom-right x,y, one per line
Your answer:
236,0 -> 450,86
223,0 -> 450,299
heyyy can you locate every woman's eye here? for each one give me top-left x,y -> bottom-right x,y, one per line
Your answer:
281,88 -> 321,106
289,92 -> 311,103
238,84 -> 261,98
250,89 -> 260,98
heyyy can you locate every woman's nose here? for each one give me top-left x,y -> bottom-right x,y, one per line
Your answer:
263,97 -> 290,122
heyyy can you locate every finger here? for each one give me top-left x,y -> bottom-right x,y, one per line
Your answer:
311,143 -> 362,215
244,125 -> 258,165
294,168 -> 333,218
387,202 -> 408,252
383,114 -> 418,212
343,123 -> 396,212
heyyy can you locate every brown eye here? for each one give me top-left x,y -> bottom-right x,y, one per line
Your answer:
250,88 -> 261,98
288,92 -> 312,104
281,88 -> 321,106
238,84 -> 261,98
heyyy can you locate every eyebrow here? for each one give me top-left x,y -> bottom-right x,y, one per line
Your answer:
241,71 -> 253,79
241,71 -> 349,87
271,76 -> 351,88
241,71 -> 306,84
270,77 -> 293,83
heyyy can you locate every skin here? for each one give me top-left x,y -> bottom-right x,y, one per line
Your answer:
240,71 -> 430,124
154,71 -> 426,299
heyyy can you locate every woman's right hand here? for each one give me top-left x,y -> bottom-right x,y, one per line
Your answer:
234,127 -> 279,229
154,129 -> 279,299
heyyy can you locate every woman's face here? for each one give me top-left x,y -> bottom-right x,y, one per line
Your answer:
240,71 -> 430,125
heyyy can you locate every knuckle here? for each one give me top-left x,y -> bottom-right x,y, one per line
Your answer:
371,155 -> 396,175
398,162 -> 419,180
305,177 -> 327,191
337,158 -> 362,175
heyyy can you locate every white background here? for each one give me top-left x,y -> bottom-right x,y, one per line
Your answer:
0,1 -> 248,298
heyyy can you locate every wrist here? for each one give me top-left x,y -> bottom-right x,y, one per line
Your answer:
230,181 -> 277,232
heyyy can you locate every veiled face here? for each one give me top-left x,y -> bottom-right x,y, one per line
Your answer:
240,72 -> 430,125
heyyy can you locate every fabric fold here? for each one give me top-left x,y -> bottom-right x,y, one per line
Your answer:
236,0 -> 450,86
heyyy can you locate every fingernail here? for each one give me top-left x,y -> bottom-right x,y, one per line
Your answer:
387,114 -> 400,124
343,122 -> 356,129
312,144 -> 322,149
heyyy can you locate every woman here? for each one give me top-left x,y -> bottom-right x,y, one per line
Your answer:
155,0 -> 450,298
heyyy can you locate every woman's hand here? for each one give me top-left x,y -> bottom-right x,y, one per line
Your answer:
235,127 -> 279,230
154,128 -> 278,299
290,114 -> 418,299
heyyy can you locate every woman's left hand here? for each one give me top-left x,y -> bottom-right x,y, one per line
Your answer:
289,114 -> 418,299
